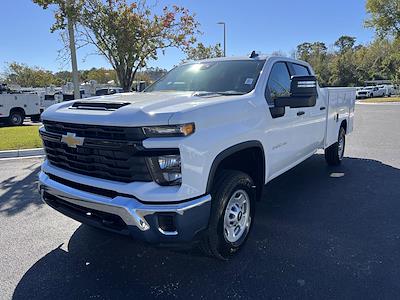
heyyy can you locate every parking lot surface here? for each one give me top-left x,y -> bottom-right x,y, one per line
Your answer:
1,104 -> 399,299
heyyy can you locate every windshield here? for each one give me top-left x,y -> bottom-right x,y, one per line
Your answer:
146,60 -> 265,95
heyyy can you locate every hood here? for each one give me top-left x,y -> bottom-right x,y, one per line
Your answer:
41,91 -> 238,126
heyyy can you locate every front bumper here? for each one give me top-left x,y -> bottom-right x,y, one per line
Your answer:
38,171 -> 211,244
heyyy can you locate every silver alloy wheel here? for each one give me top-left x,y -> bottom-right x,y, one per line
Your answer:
223,189 -> 250,243
338,133 -> 345,160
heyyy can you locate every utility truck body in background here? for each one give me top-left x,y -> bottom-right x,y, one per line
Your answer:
38,56 -> 355,259
0,90 -> 41,125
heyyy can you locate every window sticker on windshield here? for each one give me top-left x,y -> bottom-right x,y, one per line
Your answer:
245,78 -> 254,85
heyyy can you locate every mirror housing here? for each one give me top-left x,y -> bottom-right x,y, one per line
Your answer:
275,75 -> 317,108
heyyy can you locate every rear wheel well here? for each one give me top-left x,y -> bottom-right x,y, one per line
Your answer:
208,144 -> 265,201
10,107 -> 25,117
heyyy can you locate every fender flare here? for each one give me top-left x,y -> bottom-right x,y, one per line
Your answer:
205,140 -> 266,194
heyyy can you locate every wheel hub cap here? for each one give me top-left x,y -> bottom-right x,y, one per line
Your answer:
223,190 -> 250,243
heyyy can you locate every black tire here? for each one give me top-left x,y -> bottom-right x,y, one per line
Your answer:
201,170 -> 255,260
8,111 -> 24,126
325,127 -> 346,166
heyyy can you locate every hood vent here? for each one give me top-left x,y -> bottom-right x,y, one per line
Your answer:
70,101 -> 130,111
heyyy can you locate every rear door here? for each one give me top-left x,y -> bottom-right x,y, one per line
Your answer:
288,63 -> 326,153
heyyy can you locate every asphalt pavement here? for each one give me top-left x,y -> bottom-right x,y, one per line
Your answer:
1,103 -> 400,299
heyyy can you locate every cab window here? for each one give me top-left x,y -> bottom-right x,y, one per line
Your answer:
292,63 -> 310,76
265,62 -> 291,106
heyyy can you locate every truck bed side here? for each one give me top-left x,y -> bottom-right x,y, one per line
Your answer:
323,87 -> 356,148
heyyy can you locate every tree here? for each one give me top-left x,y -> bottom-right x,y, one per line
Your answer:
365,0 -> 400,37
79,0 -> 199,91
54,70 -> 73,83
296,42 -> 330,86
80,68 -> 117,84
296,42 -> 313,61
334,36 -> 356,53
4,62 -> 63,87
184,42 -> 223,62
33,0 -> 84,99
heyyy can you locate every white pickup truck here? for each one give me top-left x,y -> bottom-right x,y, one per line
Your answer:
38,55 -> 355,259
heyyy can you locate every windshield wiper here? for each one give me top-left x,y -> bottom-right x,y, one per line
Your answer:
194,91 -> 246,97
215,91 -> 246,96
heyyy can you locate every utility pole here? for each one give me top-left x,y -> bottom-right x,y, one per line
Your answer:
67,3 -> 80,100
217,22 -> 226,57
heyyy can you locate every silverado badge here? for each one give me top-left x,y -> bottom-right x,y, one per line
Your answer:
61,132 -> 84,148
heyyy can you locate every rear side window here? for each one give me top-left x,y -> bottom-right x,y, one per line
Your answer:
265,62 -> 291,106
292,63 -> 310,76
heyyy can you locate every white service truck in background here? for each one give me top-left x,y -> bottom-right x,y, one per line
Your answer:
0,84 -> 41,125
38,55 -> 355,259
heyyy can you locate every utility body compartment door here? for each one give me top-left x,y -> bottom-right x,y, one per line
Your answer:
324,87 -> 356,148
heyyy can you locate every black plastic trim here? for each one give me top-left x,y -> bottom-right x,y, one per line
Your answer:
205,141 -> 266,193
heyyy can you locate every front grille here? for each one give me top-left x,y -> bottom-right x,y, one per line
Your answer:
41,120 -> 152,183
43,120 -> 145,140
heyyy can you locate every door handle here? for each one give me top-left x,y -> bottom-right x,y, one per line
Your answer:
320,106 -> 326,111
297,111 -> 305,116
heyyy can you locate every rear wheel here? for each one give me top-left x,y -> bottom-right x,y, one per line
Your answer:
201,170 -> 255,260
8,111 -> 24,126
325,127 -> 346,166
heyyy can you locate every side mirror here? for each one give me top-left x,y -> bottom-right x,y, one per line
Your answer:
275,75 -> 317,108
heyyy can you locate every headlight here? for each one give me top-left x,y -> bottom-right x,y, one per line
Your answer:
146,154 -> 182,186
142,123 -> 195,137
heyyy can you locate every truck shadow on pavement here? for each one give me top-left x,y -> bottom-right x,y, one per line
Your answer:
12,155 -> 400,299
0,165 -> 42,216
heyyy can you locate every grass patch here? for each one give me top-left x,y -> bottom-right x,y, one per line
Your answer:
360,97 -> 400,103
0,125 -> 42,151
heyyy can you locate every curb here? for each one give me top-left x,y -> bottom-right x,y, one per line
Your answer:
356,101 -> 400,105
0,148 -> 45,159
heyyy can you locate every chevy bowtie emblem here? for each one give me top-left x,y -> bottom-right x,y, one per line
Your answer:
61,132 -> 84,148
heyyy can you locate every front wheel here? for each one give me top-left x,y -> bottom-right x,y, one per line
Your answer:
325,127 -> 346,166
201,170 -> 255,260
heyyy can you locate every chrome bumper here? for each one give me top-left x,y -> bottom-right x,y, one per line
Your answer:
38,171 -> 211,238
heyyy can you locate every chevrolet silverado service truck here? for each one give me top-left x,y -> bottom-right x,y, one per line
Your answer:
38,55 -> 355,259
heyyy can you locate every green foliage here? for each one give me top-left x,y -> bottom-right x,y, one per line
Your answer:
2,63 -> 167,87
80,68 -> 117,84
3,62 -> 63,87
184,42 -> 223,62
334,36 -> 356,53
32,0 -> 84,32
80,0 -> 199,91
296,42 -> 331,85
33,0 -> 199,91
365,0 -> 400,38
297,36 -> 400,86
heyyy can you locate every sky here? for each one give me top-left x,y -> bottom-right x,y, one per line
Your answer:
0,0 -> 375,73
